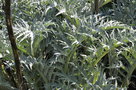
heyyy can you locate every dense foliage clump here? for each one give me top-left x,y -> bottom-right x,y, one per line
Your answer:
0,0 -> 136,89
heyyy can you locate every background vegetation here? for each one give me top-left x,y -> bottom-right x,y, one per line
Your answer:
0,0 -> 136,90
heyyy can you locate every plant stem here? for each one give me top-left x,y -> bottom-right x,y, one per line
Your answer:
94,0 -> 99,14
4,0 -> 26,89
